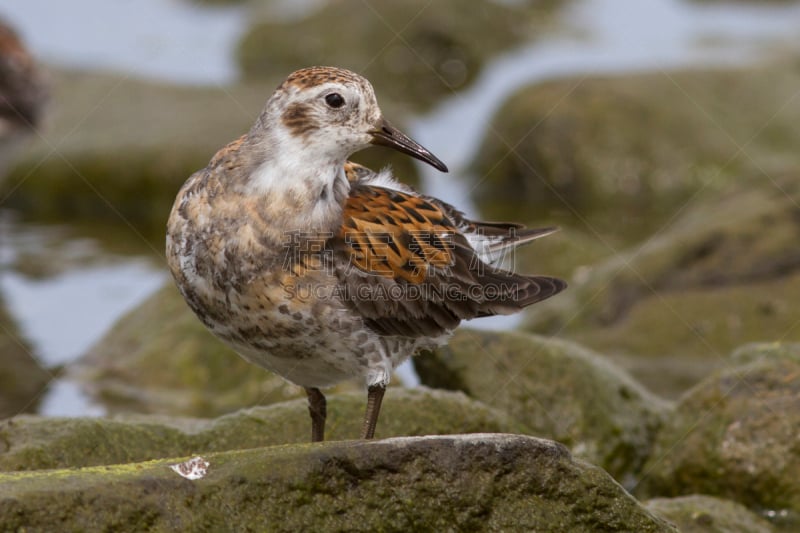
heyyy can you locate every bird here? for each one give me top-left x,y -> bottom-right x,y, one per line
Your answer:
166,66 -> 566,442
0,18 -> 48,177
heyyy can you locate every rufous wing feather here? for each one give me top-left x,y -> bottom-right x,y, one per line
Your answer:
330,182 -> 566,338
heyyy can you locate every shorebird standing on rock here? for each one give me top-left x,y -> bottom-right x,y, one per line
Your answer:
167,66 -> 566,442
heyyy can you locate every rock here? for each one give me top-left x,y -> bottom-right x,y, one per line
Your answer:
645,495 -> 774,533
471,64 -> 800,231
471,63 -> 800,398
0,299 -> 50,419
530,179 -> 800,398
71,283 -> 306,417
0,434 -> 677,532
638,345 -> 800,528
237,0 -> 564,112
415,329 -> 669,486
0,388 -> 522,471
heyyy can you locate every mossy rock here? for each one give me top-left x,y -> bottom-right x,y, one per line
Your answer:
71,282 -> 305,417
638,344 -> 800,527
0,300 -> 50,419
1,69 -> 421,242
0,388 -> 522,471
237,0 -> 564,112
645,495 -> 774,533
527,177 -> 800,397
415,328 -> 669,486
471,63 -> 800,235
469,62 -> 800,399
0,434 -> 677,532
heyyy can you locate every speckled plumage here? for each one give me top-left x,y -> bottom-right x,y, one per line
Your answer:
166,66 -> 565,441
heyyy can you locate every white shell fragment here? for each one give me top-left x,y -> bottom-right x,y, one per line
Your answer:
170,456 -> 210,480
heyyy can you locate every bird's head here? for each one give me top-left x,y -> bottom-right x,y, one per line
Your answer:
263,66 -> 448,172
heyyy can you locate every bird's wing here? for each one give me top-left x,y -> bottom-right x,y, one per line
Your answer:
424,196 -> 559,265
330,183 -> 566,338
344,161 -> 557,263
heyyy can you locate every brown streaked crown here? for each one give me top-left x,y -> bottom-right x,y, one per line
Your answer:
282,66 -> 364,89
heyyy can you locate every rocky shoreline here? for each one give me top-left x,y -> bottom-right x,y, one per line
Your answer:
2,1 -> 800,529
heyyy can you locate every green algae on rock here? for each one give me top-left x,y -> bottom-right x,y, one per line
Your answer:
644,495 -> 774,533
0,434 -> 677,532
415,328 -> 669,486
639,344 -> 800,528
0,388 -> 522,472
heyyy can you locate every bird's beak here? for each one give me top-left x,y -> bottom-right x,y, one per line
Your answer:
369,118 -> 448,173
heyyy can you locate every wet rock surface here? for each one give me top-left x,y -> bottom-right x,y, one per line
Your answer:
0,434 -> 676,532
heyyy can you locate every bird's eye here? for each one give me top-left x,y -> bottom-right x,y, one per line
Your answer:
325,93 -> 345,108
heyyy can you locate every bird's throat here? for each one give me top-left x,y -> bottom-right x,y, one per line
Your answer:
247,157 -> 348,233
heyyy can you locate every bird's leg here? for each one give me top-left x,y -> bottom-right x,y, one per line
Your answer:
305,387 -> 327,442
360,384 -> 386,439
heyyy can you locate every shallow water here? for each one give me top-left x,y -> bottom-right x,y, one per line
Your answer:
0,213 -> 166,415
2,0 -> 800,414
0,0 -> 245,85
